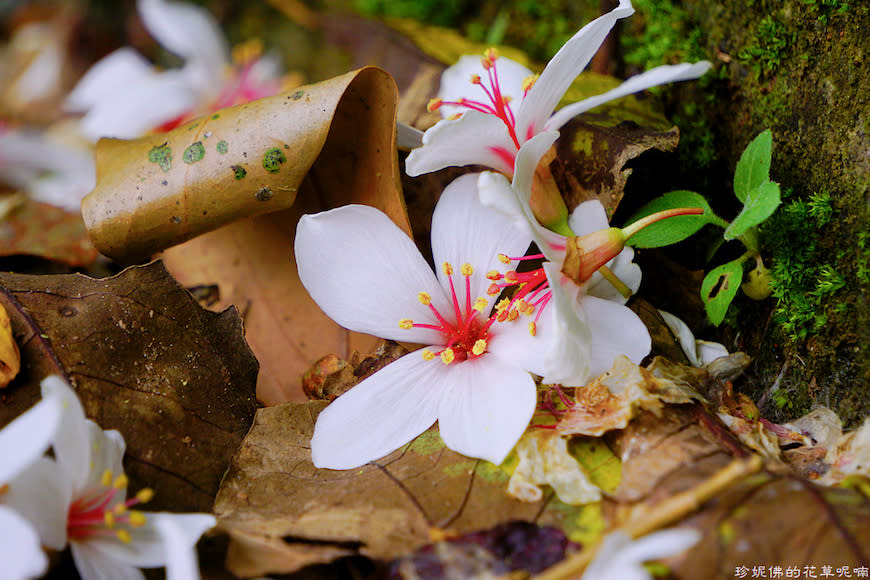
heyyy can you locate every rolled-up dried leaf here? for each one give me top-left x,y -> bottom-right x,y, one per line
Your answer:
82,66 -> 407,263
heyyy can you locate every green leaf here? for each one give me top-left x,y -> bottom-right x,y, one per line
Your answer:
733,129 -> 772,203
624,190 -> 719,248
701,260 -> 744,325
724,181 -> 781,240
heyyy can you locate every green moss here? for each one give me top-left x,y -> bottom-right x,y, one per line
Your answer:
738,15 -> 793,76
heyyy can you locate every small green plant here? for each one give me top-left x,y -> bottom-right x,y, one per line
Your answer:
625,130 -> 781,325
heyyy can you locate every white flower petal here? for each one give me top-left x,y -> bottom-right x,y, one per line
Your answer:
152,513 -> 215,580
41,376 -> 92,492
5,456 -> 71,551
405,111 -> 517,176
310,353 -> 445,469
580,295 -> 650,377
0,506 -> 47,580
295,204 -> 451,345
697,340 -> 729,365
431,173 -> 532,301
436,356 -> 536,465
0,393 -> 62,483
137,0 -> 228,97
82,425 -> 127,493
658,310 -> 729,367
437,54 -> 532,120
71,542 -> 146,580
65,48 -> 154,113
583,529 -> 700,580
517,0 -> 635,137
546,61 -> 712,132
77,71 -> 196,140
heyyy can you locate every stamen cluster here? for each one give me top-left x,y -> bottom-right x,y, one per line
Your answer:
66,469 -> 153,545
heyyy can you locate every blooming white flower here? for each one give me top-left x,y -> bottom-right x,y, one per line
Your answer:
65,0 -> 282,140
0,390 -> 63,580
406,0 -> 711,178
0,127 -> 96,211
658,310 -> 729,367
296,173 -> 567,469
582,528 -> 700,580
5,376 -> 215,580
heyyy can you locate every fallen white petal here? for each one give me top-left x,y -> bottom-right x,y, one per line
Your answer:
0,506 -> 48,580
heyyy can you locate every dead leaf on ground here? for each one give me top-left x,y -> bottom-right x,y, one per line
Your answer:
0,196 -> 98,266
0,260 -> 258,512
0,301 -> 20,387
214,401 -> 598,577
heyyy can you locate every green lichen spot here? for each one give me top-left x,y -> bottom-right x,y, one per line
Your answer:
187,122 -> 199,131
262,147 -> 287,173
255,187 -> 273,201
216,140 -> 229,154
231,165 -> 247,180
183,142 -> 205,164
211,113 -> 220,119
291,90 -> 304,100
407,429 -> 443,455
147,143 -> 172,173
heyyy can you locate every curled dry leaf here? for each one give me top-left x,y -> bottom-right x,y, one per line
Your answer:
0,301 -> 20,387
0,261 -> 258,512
214,401 -> 595,577
302,340 -> 409,401
0,198 -> 98,266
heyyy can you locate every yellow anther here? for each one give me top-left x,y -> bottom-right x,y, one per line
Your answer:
440,348 -> 455,365
472,339 -> 487,356
418,291 -> 432,306
116,529 -> 132,544
128,511 -> 147,527
486,270 -> 502,280
526,304 -> 536,315
470,74 -> 481,84
422,349 -> 436,361
399,318 -> 413,329
448,113 -> 462,120
442,262 -> 454,276
231,38 -> 263,65
136,488 -> 155,504
473,297 -> 488,312
505,271 -> 519,284
101,470 -> 113,487
517,299 -> 529,313
485,47 -> 499,61
497,310 -> 509,322
521,74 -> 539,93
528,322 -> 537,336
104,512 -> 115,528
113,504 -> 127,515
498,253 -> 511,264
502,95 -> 513,105
487,283 -> 501,296
495,298 -> 511,312
508,309 -> 519,322
427,98 -> 443,112
113,474 -> 128,490
460,263 -> 473,276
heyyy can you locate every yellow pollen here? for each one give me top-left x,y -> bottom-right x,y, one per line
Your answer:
526,304 -> 536,315
505,271 -> 519,284
440,348 -> 455,365
529,322 -> 537,336
113,504 -> 127,515
521,74 -> 539,92
427,98 -> 443,112
472,339 -> 487,356
418,291 -> 432,306
116,529 -> 132,544
442,262 -> 454,276
498,253 -> 511,264
461,263 -> 473,276
448,113 -> 462,120
487,283 -> 500,296
517,299 -> 529,313
473,297 -> 488,312
104,512 -> 115,528
508,309 -> 519,322
497,310 -> 509,322
485,47 -> 499,61
101,470 -> 113,487
136,488 -> 155,504
422,349 -> 436,361
470,74 -> 481,84
495,298 -> 511,312
502,95 -> 513,105
113,474 -> 128,490
128,511 -> 147,527
486,270 -> 502,280
399,318 -> 413,329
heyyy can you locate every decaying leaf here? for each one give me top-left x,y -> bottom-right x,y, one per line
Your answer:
82,66 -> 408,264
214,401 -> 595,577
0,261 -> 258,512
302,340 -> 409,401
0,197 -> 98,266
0,301 -> 20,387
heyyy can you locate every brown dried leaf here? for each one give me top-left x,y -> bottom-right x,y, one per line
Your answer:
214,401 -> 590,577
0,261 -> 258,512
0,197 -> 98,266
0,301 -> 20,387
